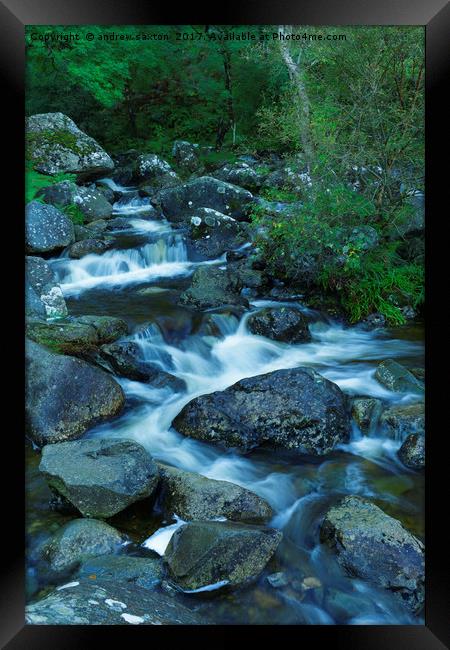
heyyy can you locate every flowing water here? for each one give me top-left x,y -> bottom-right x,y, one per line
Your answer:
26,185 -> 425,625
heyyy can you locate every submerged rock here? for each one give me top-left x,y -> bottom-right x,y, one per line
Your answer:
26,340 -> 125,446
26,201 -> 75,255
397,433 -> 425,470
380,402 -> 425,440
156,463 -> 273,523
375,359 -> 424,394
40,519 -> 123,574
77,555 -> 163,591
320,495 -> 424,614
26,112 -> 114,178
26,256 -> 67,319
173,367 -> 350,455
165,520 -> 282,591
246,307 -> 311,343
179,266 -> 248,310
39,438 -> 159,518
26,578 -> 205,624
159,176 -> 253,223
351,397 -> 383,435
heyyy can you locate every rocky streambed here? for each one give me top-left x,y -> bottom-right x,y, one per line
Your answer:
25,114 -> 425,625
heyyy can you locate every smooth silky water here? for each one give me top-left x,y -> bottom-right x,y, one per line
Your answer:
26,186 -> 424,624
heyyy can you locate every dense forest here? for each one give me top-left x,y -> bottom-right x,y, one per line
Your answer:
26,24 -> 424,324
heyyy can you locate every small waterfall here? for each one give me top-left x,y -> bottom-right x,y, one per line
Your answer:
113,193 -> 156,215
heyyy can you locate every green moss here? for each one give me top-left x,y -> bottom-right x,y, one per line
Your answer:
27,129 -> 94,159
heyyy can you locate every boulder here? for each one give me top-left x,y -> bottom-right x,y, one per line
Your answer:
26,578 -> 206,624
40,519 -> 123,574
246,307 -> 311,344
337,225 -> 379,253
159,176 -> 254,223
156,463 -> 273,523
134,154 -> 179,190
262,166 -> 312,193
397,433 -> 425,470
173,367 -> 350,455
187,207 -> 249,259
165,520 -> 282,591
25,256 -> 67,319
380,402 -> 425,441
25,201 -> 75,255
37,181 -> 113,222
179,266 -> 248,310
26,112 -> 114,178
213,162 -> 262,192
26,319 -> 98,355
172,140 -> 204,174
74,315 -> 128,344
320,495 -> 424,614
351,397 -> 383,435
39,438 -> 160,518
26,339 -> 125,446
77,555 -> 163,591
67,238 -> 113,259
374,359 -> 424,394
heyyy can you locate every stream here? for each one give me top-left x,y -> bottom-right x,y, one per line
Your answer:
26,183 -> 425,625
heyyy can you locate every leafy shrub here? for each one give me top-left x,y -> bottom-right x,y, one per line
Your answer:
25,167 -> 77,204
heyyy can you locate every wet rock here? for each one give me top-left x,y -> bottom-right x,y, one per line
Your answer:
67,238 -> 114,258
320,495 -> 424,614
156,463 -> 273,524
26,112 -> 114,179
165,520 -> 282,591
26,578 -> 206,624
26,201 -> 75,255
134,154 -> 179,190
374,359 -> 424,394
179,266 -> 248,310
410,367 -> 425,381
397,433 -> 425,470
26,339 -> 125,446
40,519 -> 123,574
360,313 -> 386,329
213,162 -> 263,192
159,176 -> 254,223
37,181 -> 114,222
26,256 -> 67,319
39,438 -> 159,518
74,315 -> 128,344
26,319 -> 98,355
351,397 -> 383,434
172,140 -> 204,174
267,572 -> 289,588
380,402 -> 425,440
246,307 -> 311,343
187,207 -> 249,259
325,588 -> 371,622
77,555 -> 163,590
173,367 -> 350,455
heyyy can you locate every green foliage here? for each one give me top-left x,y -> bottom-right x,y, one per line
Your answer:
61,203 -> 85,225
260,187 -> 299,202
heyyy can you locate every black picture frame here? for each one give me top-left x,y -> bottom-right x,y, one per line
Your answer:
3,0 -> 448,647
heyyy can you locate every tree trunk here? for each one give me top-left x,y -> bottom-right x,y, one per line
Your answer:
278,26 -> 315,173
215,40 -> 235,150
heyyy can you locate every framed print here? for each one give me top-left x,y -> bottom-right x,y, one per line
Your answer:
1,0 -> 448,647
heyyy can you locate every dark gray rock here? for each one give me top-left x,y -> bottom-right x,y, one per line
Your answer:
26,577 -> 206,624
159,176 -> 253,223
26,339 -> 125,446
39,438 -> 160,518
187,207 -> 249,259
172,140 -> 204,174
375,359 -> 425,394
37,181 -> 114,222
77,555 -> 163,590
247,307 -> 311,344
397,433 -> 425,470
351,397 -> 383,435
179,266 -> 248,310
157,463 -> 273,523
134,154 -> 180,190
320,495 -> 424,614
67,238 -> 113,259
26,201 -> 75,254
380,402 -> 425,441
40,519 -> 123,574
213,162 -> 262,192
165,520 -> 282,591
26,319 -> 98,355
173,367 -> 350,455
26,112 -> 114,178
74,315 -> 128,344
26,256 -> 68,319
